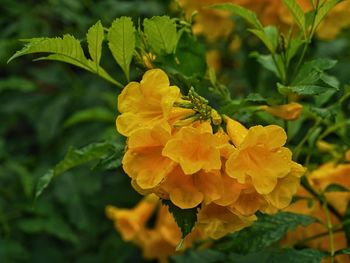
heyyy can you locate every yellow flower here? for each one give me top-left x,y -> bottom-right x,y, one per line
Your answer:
105,194 -> 158,241
225,118 -> 293,194
261,102 -> 303,121
345,149 -> 350,161
162,122 -> 221,175
107,195 -> 202,263
263,162 -> 305,212
178,0 -> 235,42
309,162 -> 350,214
116,69 -> 185,136
196,203 -> 256,239
122,124 -> 176,189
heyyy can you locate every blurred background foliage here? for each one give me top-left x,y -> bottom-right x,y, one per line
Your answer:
1,0 -> 350,262
1,1 -> 172,262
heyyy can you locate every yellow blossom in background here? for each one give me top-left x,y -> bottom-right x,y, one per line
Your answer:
261,102 -> 303,121
106,195 -> 158,240
284,159 -> 350,263
178,0 -> 235,42
106,195 -> 202,263
345,149 -> 350,161
177,0 -> 350,42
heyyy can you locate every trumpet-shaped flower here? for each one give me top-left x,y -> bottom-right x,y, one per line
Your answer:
162,122 -> 221,175
122,124 -> 176,189
261,102 -> 302,121
116,69 -> 187,136
225,118 -> 293,194
196,203 -> 256,239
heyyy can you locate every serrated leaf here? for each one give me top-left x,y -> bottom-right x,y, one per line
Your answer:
211,3 -> 263,29
227,248 -> 325,263
215,212 -> 315,254
108,17 -> 135,80
292,58 -> 337,86
278,83 -> 331,96
86,20 -> 104,68
320,73 -> 340,89
282,0 -> 306,32
324,183 -> 349,193
143,16 -> 178,55
314,0 -> 342,31
64,107 -> 115,128
35,142 -> 114,200
8,35 -> 121,87
162,199 -> 198,238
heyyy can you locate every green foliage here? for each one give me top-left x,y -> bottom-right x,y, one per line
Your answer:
162,199 -> 199,239
108,17 -> 136,80
143,16 -> 178,54
216,212 -> 315,254
211,3 -> 263,29
86,20 -> 104,68
282,0 -> 306,33
8,34 -> 121,87
35,142 -> 116,200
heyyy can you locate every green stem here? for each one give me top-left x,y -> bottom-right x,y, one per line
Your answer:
323,200 -> 335,263
296,227 -> 342,247
293,119 -> 321,161
319,120 -> 350,141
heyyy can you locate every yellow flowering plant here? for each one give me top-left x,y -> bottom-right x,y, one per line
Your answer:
7,0 -> 350,262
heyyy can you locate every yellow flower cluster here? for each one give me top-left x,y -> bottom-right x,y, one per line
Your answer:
106,195 -> 201,263
117,69 -> 304,239
178,0 -> 350,41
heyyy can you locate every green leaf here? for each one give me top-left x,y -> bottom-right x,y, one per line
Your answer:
86,20 -> 104,68
143,16 -> 178,55
292,58 -> 337,87
211,3 -> 263,29
282,0 -> 306,32
8,35 -> 121,87
0,77 -> 37,92
251,52 -> 280,78
320,73 -> 340,89
249,26 -> 278,53
227,248 -> 325,263
108,16 -> 136,80
314,0 -> 342,31
324,183 -> 349,193
215,212 -> 315,254
335,247 -> 350,256
162,199 -> 199,238
35,142 -> 114,200
171,249 -> 227,263
64,107 -> 115,128
16,217 -> 79,244
154,32 -> 206,79
278,83 -> 331,96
